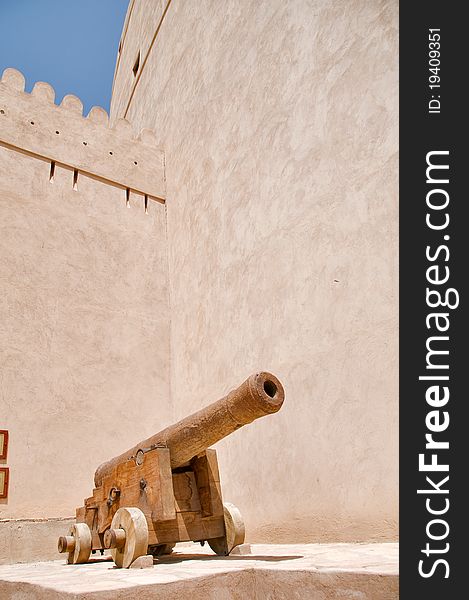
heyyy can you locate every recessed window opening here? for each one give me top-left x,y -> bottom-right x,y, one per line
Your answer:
126,188 -> 130,207
144,194 -> 148,214
73,169 -> 79,191
132,51 -> 140,77
49,161 -> 55,183
0,109 -> 5,114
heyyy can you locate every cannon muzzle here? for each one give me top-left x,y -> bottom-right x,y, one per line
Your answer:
94,371 -> 284,487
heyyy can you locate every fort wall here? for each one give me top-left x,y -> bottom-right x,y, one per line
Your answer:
111,0 -> 399,543
0,69 -> 171,523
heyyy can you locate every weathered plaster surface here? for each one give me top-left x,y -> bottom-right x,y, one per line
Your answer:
112,0 -> 398,542
111,0 -> 169,120
0,543 -> 399,598
0,518 -> 74,565
0,141 -> 171,519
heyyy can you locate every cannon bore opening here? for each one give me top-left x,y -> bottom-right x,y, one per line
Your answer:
263,379 -> 277,398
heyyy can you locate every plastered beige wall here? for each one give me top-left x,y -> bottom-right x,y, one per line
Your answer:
0,126 -> 171,518
111,0 -> 168,118
111,0 -> 398,542
0,518 -> 74,564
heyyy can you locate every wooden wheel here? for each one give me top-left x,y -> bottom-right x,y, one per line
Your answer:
107,507 -> 149,568
208,502 -> 245,556
58,522 -> 92,564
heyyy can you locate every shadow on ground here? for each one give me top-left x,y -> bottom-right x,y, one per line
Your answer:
157,553 -> 303,564
82,552 -> 304,569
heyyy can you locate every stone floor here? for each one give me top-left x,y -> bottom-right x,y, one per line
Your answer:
0,542 -> 399,599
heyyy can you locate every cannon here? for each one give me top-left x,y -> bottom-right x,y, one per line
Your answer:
58,371 -> 284,568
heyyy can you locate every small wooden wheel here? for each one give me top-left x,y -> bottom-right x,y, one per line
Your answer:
58,522 -> 92,564
108,507 -> 149,568
208,502 -> 245,556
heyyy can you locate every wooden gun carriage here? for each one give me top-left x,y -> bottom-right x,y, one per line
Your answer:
58,372 -> 284,567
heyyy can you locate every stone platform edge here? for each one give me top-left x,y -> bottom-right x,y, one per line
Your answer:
0,543 -> 399,600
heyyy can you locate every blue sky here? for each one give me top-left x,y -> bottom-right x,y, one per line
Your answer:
0,0 -> 129,114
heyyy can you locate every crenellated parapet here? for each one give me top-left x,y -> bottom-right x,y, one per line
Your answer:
0,68 -> 165,203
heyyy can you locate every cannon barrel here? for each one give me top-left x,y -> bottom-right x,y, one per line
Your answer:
94,372 -> 284,487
